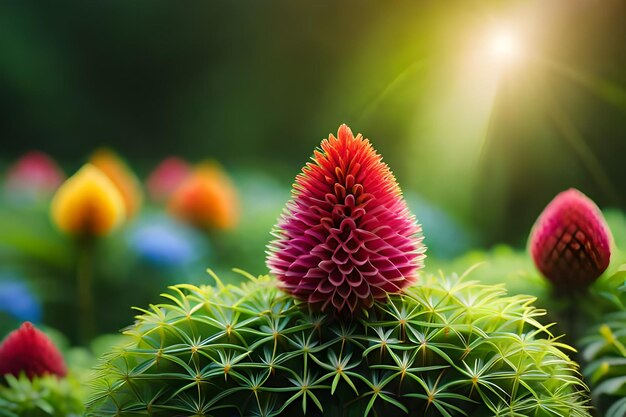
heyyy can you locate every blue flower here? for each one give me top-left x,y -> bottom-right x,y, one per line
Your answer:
0,278 -> 42,323
127,214 -> 206,267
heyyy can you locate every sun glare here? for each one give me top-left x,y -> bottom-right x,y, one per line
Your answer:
489,30 -> 522,64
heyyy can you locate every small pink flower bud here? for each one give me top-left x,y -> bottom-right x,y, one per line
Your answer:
146,157 -> 191,203
529,188 -> 611,290
4,151 -> 65,197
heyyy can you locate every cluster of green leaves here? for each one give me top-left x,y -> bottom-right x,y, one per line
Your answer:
0,374 -> 84,417
580,267 -> 626,417
87,271 -> 590,417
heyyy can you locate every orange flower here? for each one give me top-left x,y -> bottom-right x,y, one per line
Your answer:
168,162 -> 239,230
90,149 -> 143,218
50,164 -> 126,237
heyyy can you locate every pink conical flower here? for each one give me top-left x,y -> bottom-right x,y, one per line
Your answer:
146,157 -> 192,202
529,188 -> 611,290
0,322 -> 67,379
267,124 -> 425,314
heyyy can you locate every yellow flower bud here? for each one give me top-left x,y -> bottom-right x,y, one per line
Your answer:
50,164 -> 126,236
90,149 -> 143,218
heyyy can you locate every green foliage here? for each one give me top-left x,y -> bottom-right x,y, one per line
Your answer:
580,267 -> 626,417
428,245 -> 546,299
87,271 -> 590,417
0,374 -> 84,417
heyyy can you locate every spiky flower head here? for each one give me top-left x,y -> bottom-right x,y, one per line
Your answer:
529,188 -> 611,290
90,149 -> 143,218
0,322 -> 67,379
50,164 -> 126,237
168,162 -> 239,230
267,124 -> 424,314
146,157 -> 191,202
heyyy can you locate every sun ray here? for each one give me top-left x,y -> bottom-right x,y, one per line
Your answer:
542,58 -> 626,113
356,58 -> 429,124
542,77 -> 622,204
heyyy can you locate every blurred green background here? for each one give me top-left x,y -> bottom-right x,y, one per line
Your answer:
2,0 -> 626,247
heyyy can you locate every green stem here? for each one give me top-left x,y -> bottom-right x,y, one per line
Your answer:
564,296 -> 579,344
562,291 -> 592,355
77,238 -> 96,344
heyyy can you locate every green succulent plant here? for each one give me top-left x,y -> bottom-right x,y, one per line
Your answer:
87,271 -> 590,417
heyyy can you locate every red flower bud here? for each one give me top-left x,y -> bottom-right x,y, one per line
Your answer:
267,125 -> 425,314
0,322 -> 67,379
529,188 -> 611,290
